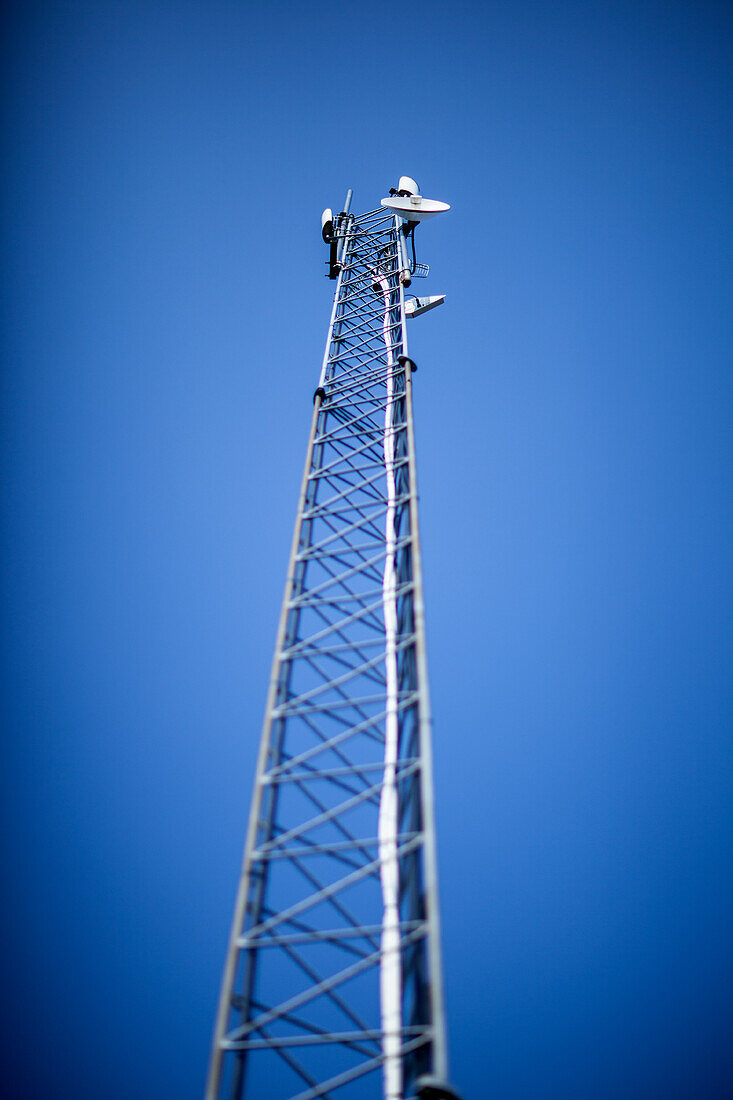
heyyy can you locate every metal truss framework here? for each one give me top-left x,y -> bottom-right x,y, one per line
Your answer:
207,197 -> 449,1100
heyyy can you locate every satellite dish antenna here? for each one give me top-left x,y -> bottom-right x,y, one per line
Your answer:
380,194 -> 450,224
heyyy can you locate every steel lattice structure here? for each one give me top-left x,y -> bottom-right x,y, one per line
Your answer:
207,188 -> 456,1100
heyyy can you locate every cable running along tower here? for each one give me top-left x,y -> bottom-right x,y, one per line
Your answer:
207,178 -> 457,1100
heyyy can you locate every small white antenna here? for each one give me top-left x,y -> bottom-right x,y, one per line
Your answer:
321,208 -> 334,242
404,294 -> 446,318
396,175 -> 419,196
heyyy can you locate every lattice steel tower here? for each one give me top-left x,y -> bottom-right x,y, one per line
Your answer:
207,178 -> 458,1100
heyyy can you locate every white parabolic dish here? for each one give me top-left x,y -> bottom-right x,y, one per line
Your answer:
380,195 -> 451,222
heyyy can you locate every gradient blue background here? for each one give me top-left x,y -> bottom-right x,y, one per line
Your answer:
2,1 -> 732,1097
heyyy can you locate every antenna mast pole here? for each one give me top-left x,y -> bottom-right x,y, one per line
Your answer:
206,183 -> 457,1100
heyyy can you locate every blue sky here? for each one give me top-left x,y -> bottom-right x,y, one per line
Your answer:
2,1 -> 732,1097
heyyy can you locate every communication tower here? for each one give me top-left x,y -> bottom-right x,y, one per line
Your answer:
207,179 -> 458,1100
